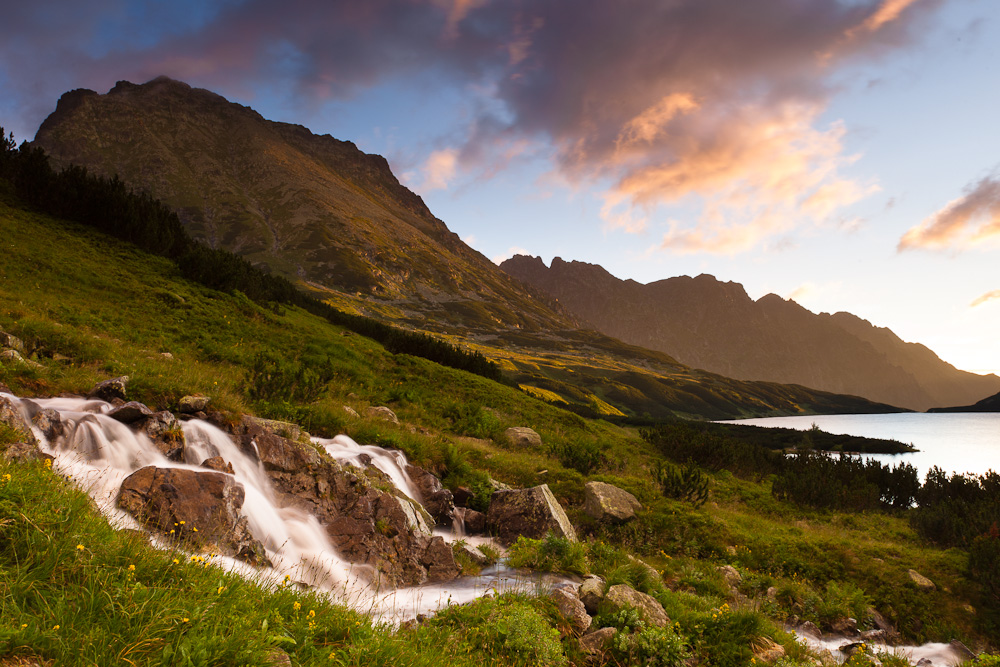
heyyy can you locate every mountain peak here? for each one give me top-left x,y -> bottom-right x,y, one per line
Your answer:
34,79 -> 576,332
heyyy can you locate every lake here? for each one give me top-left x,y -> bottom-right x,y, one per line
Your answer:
720,412 -> 1000,479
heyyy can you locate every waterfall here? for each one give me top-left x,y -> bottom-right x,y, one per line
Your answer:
1,392 -> 553,622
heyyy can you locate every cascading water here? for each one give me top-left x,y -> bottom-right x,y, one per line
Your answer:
2,392 -> 561,623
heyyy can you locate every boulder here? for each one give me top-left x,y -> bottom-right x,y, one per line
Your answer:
949,640 -> 975,661
108,401 -> 154,423
0,331 -> 25,353
453,486 -> 474,507
201,456 -> 235,474
551,588 -> 591,634
138,411 -> 185,460
178,395 -> 211,414
719,564 -> 742,591
0,349 -> 41,369
504,427 -> 541,448
907,569 -> 935,591
868,607 -> 898,641
455,507 -> 486,534
604,584 -> 670,627
579,627 -> 617,656
579,575 -> 606,614
343,406 -> 359,418
88,376 -> 129,402
31,408 -> 65,441
243,415 -> 307,442
455,541 -> 491,567
830,617 -> 858,636
583,481 -> 642,522
366,406 -> 399,424
486,484 -> 577,545
0,395 -> 37,446
798,621 -> 822,639
405,464 -> 455,526
117,466 -> 267,564
754,639 -> 786,663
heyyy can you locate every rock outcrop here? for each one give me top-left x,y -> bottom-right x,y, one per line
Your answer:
88,376 -> 129,402
486,484 -> 577,545
504,427 -> 542,448
550,588 -> 591,634
603,584 -> 670,627
118,466 -> 267,564
405,464 -> 456,526
583,481 -> 641,522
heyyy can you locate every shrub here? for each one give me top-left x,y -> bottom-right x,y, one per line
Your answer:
611,624 -> 691,667
548,438 -> 603,475
506,534 -> 589,576
653,460 -> 709,507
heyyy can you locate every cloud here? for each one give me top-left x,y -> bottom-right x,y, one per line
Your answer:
407,148 -> 459,192
971,290 -> 1000,308
899,174 -> 1000,251
0,0 -> 944,249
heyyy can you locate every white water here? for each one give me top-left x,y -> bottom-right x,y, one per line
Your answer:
796,632 -> 968,666
721,412 -> 1000,479
2,392 -> 555,623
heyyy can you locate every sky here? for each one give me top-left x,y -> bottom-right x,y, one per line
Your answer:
2,0 -> 999,374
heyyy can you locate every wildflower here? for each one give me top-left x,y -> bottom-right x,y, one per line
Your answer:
293,602 -> 301,612
218,586 -> 226,595
20,623 -> 27,629
179,521 -> 185,525
44,459 -> 52,468
2,473 -> 11,483
172,558 -> 179,565
76,544 -> 84,551
182,617 -> 189,623
52,625 -> 60,631
128,564 -> 135,572
308,609 -> 315,619
192,527 -> 198,532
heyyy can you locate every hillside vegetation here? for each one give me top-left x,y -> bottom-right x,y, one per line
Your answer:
0,133 -> 997,665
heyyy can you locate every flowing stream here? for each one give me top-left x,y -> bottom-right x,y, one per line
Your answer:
1,393 -> 563,623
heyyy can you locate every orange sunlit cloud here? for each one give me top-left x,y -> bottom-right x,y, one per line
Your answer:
899,175 -> 1000,251
971,290 -> 1000,308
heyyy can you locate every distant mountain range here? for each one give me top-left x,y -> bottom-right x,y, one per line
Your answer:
500,255 -> 1000,412
928,390 -> 1000,413
33,77 -> 574,333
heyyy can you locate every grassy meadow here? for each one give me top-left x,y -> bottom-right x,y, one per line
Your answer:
0,193 -> 997,664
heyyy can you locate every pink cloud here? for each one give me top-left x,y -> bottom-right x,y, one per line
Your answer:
899,175 -> 1000,251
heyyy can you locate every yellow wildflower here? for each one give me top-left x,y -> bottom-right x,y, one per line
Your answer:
128,564 -> 135,572
76,544 -> 84,551
308,609 -> 315,618
293,602 -> 301,611
52,625 -> 59,631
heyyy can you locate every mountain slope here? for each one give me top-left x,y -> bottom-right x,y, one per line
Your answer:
501,255 -> 1000,411
33,77 -> 574,333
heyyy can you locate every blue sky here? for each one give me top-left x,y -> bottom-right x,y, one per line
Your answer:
2,0 -> 999,374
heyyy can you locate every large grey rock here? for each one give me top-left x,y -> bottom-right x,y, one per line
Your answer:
366,406 -> 399,424
138,411 -> 185,460
406,464 -> 455,526
455,507 -> 486,534
0,331 -> 25,353
486,483 -> 577,545
178,395 -> 211,413
118,466 -> 267,565
907,569 -> 935,591
504,427 -> 541,448
579,575 -> 606,614
584,481 -> 642,522
551,588 -> 591,633
108,401 -> 154,423
31,408 -> 65,441
88,376 -> 129,401
604,584 -> 670,627
579,627 -> 617,656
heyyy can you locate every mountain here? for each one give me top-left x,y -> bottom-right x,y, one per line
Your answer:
928,390 -> 1000,413
500,255 -> 1000,412
32,77 -> 574,333
29,77 -> 903,420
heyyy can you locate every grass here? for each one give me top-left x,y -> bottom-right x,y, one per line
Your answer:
1,196 -> 998,662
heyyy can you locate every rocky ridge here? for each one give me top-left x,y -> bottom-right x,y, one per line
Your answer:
500,255 -> 1000,411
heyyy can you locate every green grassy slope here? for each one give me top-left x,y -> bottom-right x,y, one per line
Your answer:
1,196 -> 996,664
